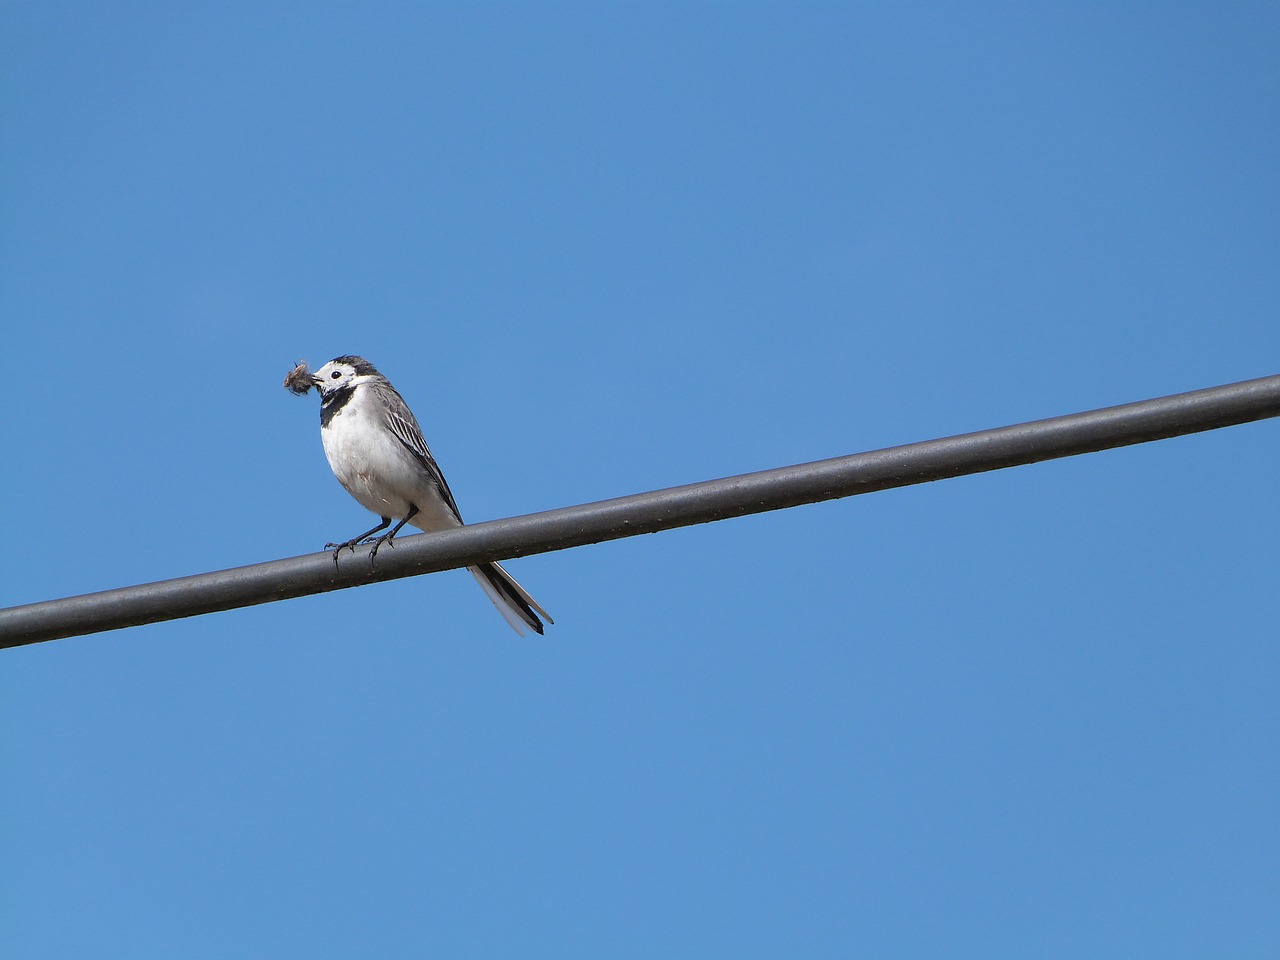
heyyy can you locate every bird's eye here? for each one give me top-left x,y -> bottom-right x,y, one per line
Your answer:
331,371 -> 342,379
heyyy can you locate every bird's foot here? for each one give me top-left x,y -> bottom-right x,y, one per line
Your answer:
324,537 -> 366,572
323,518 -> 395,572
367,531 -> 399,564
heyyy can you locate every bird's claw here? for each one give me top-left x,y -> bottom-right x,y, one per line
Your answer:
367,533 -> 398,565
323,538 -> 364,572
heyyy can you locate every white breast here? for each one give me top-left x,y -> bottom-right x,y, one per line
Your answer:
321,387 -> 461,531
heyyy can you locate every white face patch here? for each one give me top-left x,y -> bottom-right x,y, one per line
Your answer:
314,362 -> 357,394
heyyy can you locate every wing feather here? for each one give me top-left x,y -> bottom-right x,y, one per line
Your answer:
376,383 -> 463,520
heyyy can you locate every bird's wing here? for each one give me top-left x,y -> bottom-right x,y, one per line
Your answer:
377,382 -> 464,521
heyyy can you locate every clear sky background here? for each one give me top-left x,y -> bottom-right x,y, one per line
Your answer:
2,4 -> 1277,957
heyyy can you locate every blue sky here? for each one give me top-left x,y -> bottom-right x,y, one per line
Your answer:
2,3 -> 1277,957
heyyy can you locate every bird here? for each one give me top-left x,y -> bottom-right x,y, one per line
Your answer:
293,355 -> 552,636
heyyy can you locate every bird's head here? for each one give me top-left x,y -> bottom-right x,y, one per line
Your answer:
309,356 -> 383,397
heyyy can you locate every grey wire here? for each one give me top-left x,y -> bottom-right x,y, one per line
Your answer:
3,373 -> 1278,649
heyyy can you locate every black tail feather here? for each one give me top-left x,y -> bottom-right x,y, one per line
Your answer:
468,562 -> 552,636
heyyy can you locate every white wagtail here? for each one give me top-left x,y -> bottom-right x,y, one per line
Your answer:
288,355 -> 552,636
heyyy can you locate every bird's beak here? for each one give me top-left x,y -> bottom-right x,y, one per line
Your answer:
311,375 -> 325,387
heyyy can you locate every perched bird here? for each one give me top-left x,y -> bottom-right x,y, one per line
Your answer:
290,355 -> 551,636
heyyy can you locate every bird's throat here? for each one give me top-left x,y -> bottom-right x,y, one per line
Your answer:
320,385 -> 356,427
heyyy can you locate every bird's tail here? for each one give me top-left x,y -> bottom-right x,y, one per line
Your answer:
468,562 -> 553,636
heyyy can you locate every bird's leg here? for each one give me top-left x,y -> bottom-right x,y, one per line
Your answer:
326,517 -> 392,566
368,505 -> 420,565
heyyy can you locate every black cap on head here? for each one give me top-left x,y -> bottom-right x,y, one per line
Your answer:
330,355 -> 382,377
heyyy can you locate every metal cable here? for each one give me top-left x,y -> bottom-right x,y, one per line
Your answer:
3,373 -> 1278,649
